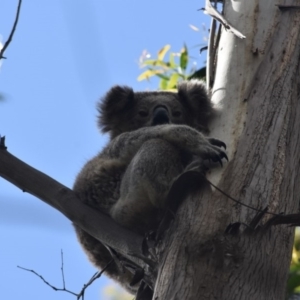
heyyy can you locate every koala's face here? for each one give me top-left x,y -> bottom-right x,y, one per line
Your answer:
98,80 -> 213,139
133,93 -> 187,128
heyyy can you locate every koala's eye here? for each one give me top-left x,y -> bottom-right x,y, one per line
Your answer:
173,111 -> 182,118
138,110 -> 148,117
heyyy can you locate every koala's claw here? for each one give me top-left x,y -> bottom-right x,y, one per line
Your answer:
221,151 -> 228,161
205,139 -> 228,167
211,152 -> 227,167
208,138 -> 227,150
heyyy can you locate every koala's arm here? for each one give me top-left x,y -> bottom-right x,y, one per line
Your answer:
104,124 -> 227,164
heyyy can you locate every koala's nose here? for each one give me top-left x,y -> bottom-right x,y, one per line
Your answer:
151,106 -> 170,126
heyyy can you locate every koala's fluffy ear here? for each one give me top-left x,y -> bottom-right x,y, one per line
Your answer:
177,80 -> 214,132
98,85 -> 135,137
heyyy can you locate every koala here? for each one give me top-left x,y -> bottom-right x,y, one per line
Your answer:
73,80 -> 227,294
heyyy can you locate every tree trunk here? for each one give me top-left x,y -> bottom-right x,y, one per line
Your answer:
154,1 -> 300,299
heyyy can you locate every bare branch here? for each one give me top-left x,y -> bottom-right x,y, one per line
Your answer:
204,176 -> 281,216
60,250 -> 66,289
276,4 -> 300,10
0,146 -> 149,265
264,214 -> 300,228
0,0 -> 22,59
17,265 -> 78,297
18,254 -> 113,299
76,261 -> 113,299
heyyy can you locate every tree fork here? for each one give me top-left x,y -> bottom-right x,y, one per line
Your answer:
0,144 -> 155,278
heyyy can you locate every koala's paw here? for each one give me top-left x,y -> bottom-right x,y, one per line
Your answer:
200,138 -> 228,167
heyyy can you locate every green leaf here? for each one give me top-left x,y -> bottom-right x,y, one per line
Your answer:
180,44 -> 188,71
155,73 -> 170,80
141,59 -> 169,68
158,44 -> 171,61
287,269 -> 300,297
137,69 -> 163,81
141,59 -> 158,67
167,73 -> 179,89
169,53 -> 176,69
159,78 -> 168,90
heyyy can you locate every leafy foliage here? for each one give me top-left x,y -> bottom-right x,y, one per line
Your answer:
138,44 -> 206,90
287,229 -> 300,299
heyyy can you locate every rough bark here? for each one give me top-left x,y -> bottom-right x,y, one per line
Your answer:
154,1 -> 300,299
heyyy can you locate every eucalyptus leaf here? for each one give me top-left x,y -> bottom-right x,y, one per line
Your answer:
159,78 -> 168,90
167,73 -> 179,89
180,44 -> 188,71
169,53 -> 177,69
158,44 -> 171,61
137,69 -> 163,81
142,59 -> 170,68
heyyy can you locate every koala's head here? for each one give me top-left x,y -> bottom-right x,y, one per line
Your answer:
98,80 -> 214,139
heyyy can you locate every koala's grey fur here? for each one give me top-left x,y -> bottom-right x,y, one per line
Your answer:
73,80 -> 227,294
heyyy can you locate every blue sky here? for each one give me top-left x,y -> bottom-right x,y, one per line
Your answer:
0,1 -> 210,299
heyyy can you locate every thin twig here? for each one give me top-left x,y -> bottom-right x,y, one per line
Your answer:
203,176 -> 281,216
18,252 -> 113,299
76,260 -> 113,299
0,0 -> 22,59
61,249 -> 66,289
17,265 -> 78,296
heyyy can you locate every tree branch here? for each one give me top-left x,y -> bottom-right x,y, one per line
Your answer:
18,251 -> 113,299
0,146 -> 148,264
0,0 -> 22,59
